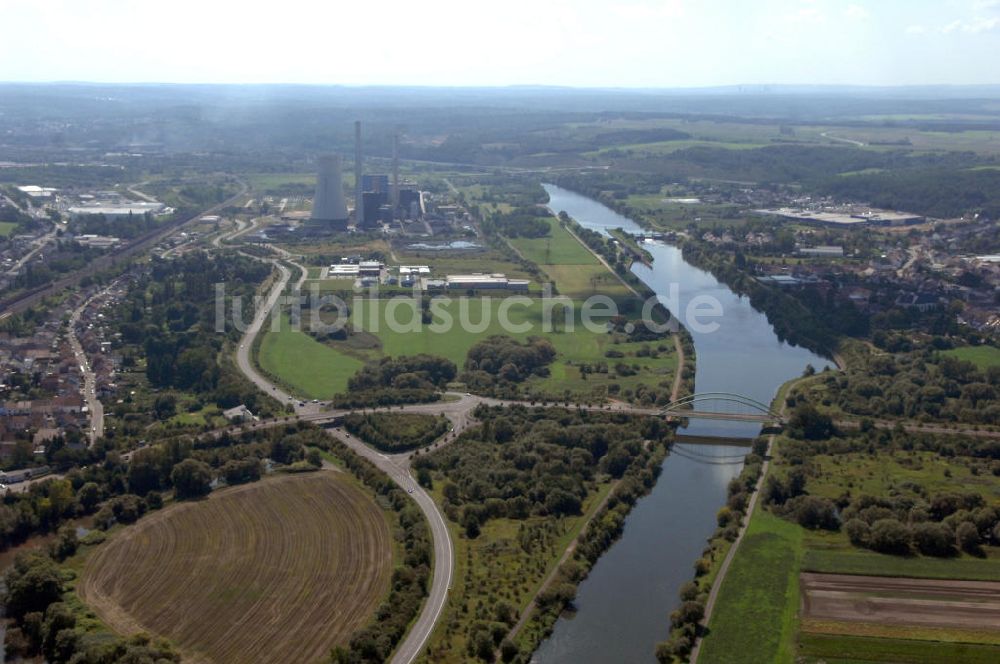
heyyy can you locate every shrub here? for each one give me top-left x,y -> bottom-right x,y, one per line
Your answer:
845,518 -> 870,546
784,495 -> 839,530
956,521 -> 981,554
911,522 -> 955,557
868,518 -> 911,555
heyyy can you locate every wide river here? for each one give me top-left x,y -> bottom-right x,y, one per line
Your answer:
534,184 -> 831,663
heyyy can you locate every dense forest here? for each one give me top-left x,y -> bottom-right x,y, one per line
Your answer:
342,412 -> 450,452
332,354 -> 457,407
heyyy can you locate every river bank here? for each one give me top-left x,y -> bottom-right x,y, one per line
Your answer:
533,184 -> 831,664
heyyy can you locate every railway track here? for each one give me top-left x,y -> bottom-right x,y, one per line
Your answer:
0,178 -> 247,318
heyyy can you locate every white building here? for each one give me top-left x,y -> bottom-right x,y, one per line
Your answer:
446,273 -> 530,291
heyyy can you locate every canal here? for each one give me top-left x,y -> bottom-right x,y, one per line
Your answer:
533,184 -> 831,663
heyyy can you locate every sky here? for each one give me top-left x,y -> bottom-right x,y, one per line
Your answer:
1,0 -> 999,87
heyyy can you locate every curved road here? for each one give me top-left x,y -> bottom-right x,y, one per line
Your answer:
229,241 -> 453,664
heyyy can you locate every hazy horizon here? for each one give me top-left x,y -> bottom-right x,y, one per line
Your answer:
3,0 -> 999,88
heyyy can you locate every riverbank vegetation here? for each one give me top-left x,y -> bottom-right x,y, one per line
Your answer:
414,406 -> 671,663
656,438 -> 768,662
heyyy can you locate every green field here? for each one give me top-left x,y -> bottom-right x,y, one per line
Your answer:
507,217 -> 598,266
506,217 -> 630,297
261,297 -> 675,402
699,509 -> 803,664
802,548 -> 1000,582
258,314 -> 364,398
942,345 -> 1000,370
0,221 -> 18,237
798,633 -> 1000,664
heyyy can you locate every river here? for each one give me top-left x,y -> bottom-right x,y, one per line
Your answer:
533,184 -> 831,663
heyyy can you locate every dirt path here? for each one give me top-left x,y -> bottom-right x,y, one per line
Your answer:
671,334 -> 686,401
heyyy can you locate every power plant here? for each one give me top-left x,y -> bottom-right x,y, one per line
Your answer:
308,121 -> 423,233
310,154 -> 349,228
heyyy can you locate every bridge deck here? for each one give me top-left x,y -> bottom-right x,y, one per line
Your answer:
663,410 -> 780,423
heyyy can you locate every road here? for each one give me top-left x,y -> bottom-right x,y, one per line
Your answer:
68,290 -> 106,445
6,225 -> 57,277
227,238 -> 453,664
821,131 -> 866,147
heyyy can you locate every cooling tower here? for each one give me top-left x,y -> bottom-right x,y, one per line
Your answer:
312,154 -> 349,223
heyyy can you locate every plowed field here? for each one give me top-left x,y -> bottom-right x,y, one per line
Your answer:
78,472 -> 392,664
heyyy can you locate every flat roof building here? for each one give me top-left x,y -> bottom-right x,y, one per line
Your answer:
756,208 -> 924,227
446,273 -> 530,291
798,245 -> 845,257
68,202 -> 165,219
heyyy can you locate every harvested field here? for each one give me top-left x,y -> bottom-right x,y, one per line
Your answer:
78,472 -> 392,664
800,572 -> 1000,632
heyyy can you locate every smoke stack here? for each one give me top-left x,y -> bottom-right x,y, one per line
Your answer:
312,154 -> 348,224
392,130 -> 400,220
354,120 -> 363,225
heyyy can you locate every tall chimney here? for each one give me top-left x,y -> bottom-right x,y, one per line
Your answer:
392,130 -> 400,220
354,120 -> 363,225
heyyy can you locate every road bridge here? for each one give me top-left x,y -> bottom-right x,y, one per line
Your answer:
660,392 -> 785,426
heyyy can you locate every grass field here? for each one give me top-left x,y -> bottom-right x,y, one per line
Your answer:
942,345 -> 1000,370
77,472 -> 392,664
798,633 -> 1000,664
506,217 -> 630,297
699,509 -> 804,664
258,314 -> 363,399
0,221 -> 18,237
260,295 -> 675,401
507,217 -> 598,266
802,548 -> 1000,581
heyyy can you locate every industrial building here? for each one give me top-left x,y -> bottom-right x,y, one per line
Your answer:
756,207 -> 925,227
68,202 -> 165,220
362,174 -> 390,194
446,273 -> 530,291
329,264 -> 360,277
358,261 -> 383,277
313,122 -> 423,231
797,245 -> 845,257
311,154 -> 349,228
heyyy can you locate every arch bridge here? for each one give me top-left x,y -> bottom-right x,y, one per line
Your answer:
660,392 -> 785,425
